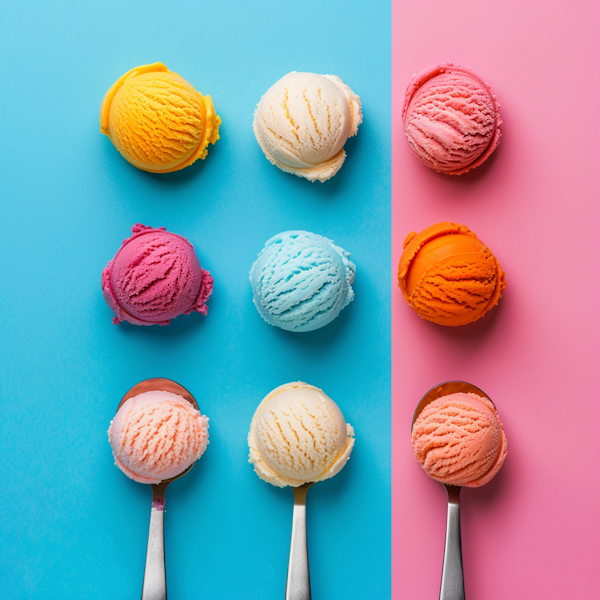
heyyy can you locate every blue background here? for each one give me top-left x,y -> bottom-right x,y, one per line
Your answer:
0,1 -> 391,598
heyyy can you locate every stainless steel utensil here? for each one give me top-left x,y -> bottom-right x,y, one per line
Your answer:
412,381 -> 495,600
116,378 -> 199,600
285,482 -> 314,600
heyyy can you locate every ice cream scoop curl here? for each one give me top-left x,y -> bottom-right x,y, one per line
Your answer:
253,72 -> 362,182
248,382 -> 355,488
108,391 -> 209,485
403,63 -> 502,175
398,222 -> 505,326
100,62 -> 221,173
412,392 -> 507,487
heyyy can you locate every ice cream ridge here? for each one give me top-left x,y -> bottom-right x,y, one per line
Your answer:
108,390 -> 209,485
403,63 -> 502,175
398,222 -> 505,326
248,382 -> 355,488
253,72 -> 362,182
412,392 -> 507,487
102,224 -> 214,326
250,230 -> 355,332
100,62 -> 220,173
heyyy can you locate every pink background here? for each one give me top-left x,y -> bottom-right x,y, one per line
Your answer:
392,2 -> 600,599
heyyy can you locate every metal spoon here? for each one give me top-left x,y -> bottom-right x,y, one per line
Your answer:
117,377 -> 199,600
285,482 -> 314,600
412,381 -> 495,600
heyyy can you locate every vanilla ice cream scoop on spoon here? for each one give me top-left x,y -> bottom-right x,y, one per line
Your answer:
248,382 -> 355,599
108,378 -> 209,600
253,72 -> 362,182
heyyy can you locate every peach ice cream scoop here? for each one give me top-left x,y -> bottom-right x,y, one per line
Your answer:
100,62 -> 220,173
397,222 -> 505,326
108,390 -> 209,485
411,392 -> 507,487
403,63 -> 502,175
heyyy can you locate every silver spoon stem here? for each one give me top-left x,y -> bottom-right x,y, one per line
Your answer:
285,483 -> 313,600
440,485 -> 464,600
142,488 -> 167,600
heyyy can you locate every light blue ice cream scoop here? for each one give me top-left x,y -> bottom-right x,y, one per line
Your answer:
250,231 -> 356,332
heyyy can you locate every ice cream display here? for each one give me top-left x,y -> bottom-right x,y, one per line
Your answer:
250,230 -> 355,332
397,222 -> 505,326
108,390 -> 209,485
411,392 -> 507,487
100,62 -> 220,173
248,382 -> 355,488
102,224 -> 213,326
403,63 -> 502,175
253,72 -> 362,182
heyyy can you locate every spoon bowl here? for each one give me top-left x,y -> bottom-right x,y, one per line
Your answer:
412,381 -> 494,600
118,377 -> 199,490
116,377 -> 199,600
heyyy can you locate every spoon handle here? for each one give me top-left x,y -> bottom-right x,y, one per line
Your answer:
285,485 -> 312,600
440,486 -> 464,600
142,498 -> 167,600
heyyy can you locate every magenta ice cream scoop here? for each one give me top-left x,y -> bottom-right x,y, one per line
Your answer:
102,224 -> 213,326
402,63 -> 502,175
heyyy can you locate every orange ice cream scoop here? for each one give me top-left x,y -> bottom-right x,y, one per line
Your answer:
100,62 -> 221,173
397,222 -> 505,326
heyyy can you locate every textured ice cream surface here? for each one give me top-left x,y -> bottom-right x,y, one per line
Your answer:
412,392 -> 507,487
250,230 -> 355,332
253,72 -> 362,182
100,62 -> 220,173
248,382 -> 355,488
102,224 -> 213,326
108,391 -> 209,484
397,222 -> 505,326
403,64 -> 502,175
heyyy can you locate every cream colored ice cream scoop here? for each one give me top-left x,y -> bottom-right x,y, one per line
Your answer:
253,72 -> 362,182
248,382 -> 355,487
249,382 -> 355,600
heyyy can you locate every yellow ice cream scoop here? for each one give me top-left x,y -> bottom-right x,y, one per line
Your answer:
100,62 -> 221,173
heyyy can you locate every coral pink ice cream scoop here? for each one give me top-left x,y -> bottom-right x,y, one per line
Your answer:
411,392 -> 507,487
108,390 -> 209,484
403,64 -> 502,175
102,224 -> 213,326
